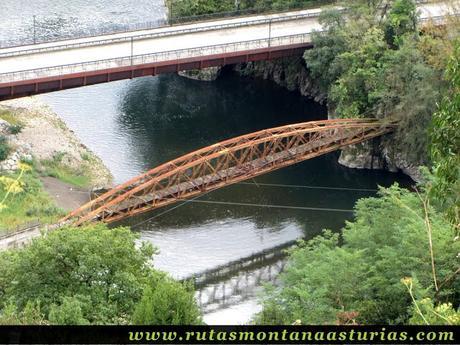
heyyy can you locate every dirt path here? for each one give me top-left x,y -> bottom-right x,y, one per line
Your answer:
40,176 -> 91,211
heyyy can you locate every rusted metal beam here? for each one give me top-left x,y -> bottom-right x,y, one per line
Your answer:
60,119 -> 396,226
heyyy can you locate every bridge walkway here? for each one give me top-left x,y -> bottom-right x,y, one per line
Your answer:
0,0 -> 456,100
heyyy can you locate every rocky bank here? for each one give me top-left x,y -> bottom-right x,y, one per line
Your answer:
178,56 -> 422,182
0,97 -> 113,189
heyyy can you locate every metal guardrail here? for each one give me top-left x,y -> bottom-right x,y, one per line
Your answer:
0,10 -> 329,58
0,0 -> 336,50
0,219 -> 41,239
0,6 -> 455,83
0,32 -> 317,83
0,0 -> 445,51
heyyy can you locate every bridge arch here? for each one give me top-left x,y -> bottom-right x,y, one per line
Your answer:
61,118 -> 396,226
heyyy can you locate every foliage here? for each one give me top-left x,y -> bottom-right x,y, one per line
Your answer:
0,136 -> 10,161
303,0 -> 450,165
167,0 -> 328,19
0,166 -> 63,230
8,124 -> 24,135
402,277 -> 460,325
0,301 -> 48,325
257,185 -> 460,324
41,152 -> 90,188
0,108 -> 22,126
132,276 -> 202,325
0,162 -> 31,204
48,297 -> 90,325
384,0 -> 417,47
408,298 -> 460,325
429,42 -> 460,228
0,224 -> 201,325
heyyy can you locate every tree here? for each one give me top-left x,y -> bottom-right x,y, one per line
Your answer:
257,185 -> 460,324
303,0 -> 441,165
429,42 -> 460,227
373,38 -> 441,164
384,0 -> 418,47
132,275 -> 202,325
0,224 -> 201,325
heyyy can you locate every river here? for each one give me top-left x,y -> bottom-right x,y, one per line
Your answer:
41,73 -> 413,324
3,0 -> 412,324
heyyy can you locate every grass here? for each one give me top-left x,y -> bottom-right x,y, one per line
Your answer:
0,169 -> 64,232
40,152 -> 91,188
0,108 -> 23,127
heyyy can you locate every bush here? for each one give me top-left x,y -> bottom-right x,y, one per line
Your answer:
8,124 -> 24,135
132,276 -> 202,325
257,185 -> 460,324
0,224 -> 201,325
0,136 -> 10,161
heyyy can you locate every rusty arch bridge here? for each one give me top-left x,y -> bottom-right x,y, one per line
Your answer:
62,118 -> 396,226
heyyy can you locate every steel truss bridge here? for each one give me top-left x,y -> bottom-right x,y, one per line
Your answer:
61,118 -> 396,226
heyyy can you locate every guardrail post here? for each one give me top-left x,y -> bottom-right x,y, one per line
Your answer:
33,15 -> 37,44
268,19 -> 272,48
130,37 -> 134,66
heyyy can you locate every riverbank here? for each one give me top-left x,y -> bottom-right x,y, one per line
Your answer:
178,58 -> 422,182
0,97 -> 113,230
0,97 -> 113,188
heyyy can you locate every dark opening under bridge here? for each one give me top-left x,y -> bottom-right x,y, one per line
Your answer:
61,118 -> 396,226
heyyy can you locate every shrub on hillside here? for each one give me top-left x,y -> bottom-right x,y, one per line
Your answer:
0,136 -> 10,161
257,185 -> 460,325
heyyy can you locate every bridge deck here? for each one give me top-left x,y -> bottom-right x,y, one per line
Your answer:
106,127 -> 363,219
61,119 -> 395,225
0,1 -> 456,100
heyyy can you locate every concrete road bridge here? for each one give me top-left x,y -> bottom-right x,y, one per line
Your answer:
0,1 -> 456,100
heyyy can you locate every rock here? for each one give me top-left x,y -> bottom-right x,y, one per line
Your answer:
233,56 -> 327,103
338,142 -> 385,170
0,100 -> 113,188
0,119 -> 10,135
338,140 -> 423,183
178,67 -> 222,81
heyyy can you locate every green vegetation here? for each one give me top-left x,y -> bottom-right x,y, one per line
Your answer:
429,43 -> 460,227
40,152 -> 91,188
303,0 -> 456,165
0,165 -> 63,231
0,136 -> 10,162
8,124 -> 23,135
133,278 -> 201,324
257,185 -> 460,324
167,0 -> 332,20
0,107 -> 99,231
0,108 -> 22,126
0,224 -> 201,325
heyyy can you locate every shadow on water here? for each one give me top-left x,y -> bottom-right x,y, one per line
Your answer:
115,73 -> 413,233
41,71 -> 414,323
116,72 -> 327,170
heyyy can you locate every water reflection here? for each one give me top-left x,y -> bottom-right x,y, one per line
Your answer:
41,72 -> 413,324
116,73 -> 327,170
